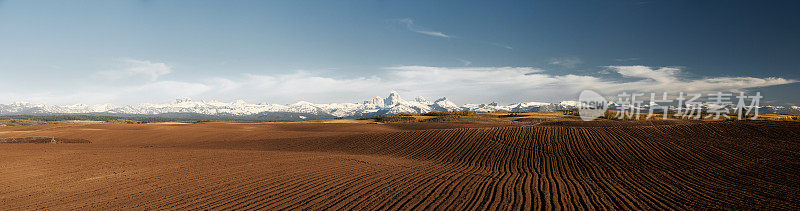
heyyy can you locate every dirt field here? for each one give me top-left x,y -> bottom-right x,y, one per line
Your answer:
1,120 -> 799,209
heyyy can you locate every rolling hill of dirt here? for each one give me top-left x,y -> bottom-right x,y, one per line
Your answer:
1,120 -> 798,209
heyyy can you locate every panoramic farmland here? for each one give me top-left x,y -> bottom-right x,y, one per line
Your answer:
1,115 -> 799,209
3,1 -> 800,210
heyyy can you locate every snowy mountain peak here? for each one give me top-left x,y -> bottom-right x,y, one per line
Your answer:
559,101 -> 580,107
174,98 -> 192,104
415,96 -> 431,104
11,101 -> 32,106
292,101 -> 315,106
364,96 -> 384,105
432,97 -> 459,111
385,91 -> 404,106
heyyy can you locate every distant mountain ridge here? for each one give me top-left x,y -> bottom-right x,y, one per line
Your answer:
1,91 -> 798,121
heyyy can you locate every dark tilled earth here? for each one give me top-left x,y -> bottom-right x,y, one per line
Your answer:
1,121 -> 799,209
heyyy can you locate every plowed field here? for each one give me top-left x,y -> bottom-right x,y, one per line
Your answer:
1,120 -> 798,209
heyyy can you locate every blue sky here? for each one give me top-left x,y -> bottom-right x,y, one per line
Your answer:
0,0 -> 798,105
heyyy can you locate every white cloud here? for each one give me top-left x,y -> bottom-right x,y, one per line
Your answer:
549,57 -> 582,68
377,65 -> 795,103
490,43 -> 513,50
583,66 -> 795,94
96,59 -> 172,81
126,81 -> 211,96
242,71 -> 384,95
609,65 -> 680,83
456,59 -> 472,66
416,30 -> 449,38
395,18 -> 451,38
615,57 -> 640,62
2,63 -> 795,105
0,80 -> 211,105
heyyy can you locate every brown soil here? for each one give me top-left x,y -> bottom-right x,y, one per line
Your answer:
1,120 -> 798,209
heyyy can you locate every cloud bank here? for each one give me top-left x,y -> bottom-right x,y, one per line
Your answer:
96,59 -> 172,81
0,62 -> 794,105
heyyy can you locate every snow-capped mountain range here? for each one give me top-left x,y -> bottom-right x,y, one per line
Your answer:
0,91 -> 579,120
1,91 -> 798,121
